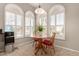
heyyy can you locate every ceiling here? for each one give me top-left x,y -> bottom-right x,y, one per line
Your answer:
29,3 -> 54,12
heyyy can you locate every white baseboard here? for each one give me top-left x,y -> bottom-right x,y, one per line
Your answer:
55,45 -> 79,53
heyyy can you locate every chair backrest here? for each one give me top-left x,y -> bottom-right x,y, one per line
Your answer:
50,32 -> 56,45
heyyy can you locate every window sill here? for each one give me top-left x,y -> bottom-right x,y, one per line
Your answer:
56,37 -> 65,40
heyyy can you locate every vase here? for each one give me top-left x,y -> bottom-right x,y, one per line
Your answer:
39,32 -> 42,37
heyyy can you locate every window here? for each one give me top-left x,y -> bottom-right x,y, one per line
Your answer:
49,5 -> 65,40
16,15 -> 24,38
36,14 -> 47,37
5,11 -> 23,39
25,11 -> 34,37
40,15 -> 47,37
5,12 -> 15,32
5,4 -> 64,40
50,12 -> 64,39
5,12 -> 15,26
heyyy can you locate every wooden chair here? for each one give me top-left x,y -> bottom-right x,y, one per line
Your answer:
34,38 -> 47,55
42,32 -> 56,54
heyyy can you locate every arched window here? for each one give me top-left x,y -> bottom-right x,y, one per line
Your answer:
5,4 -> 24,39
25,11 -> 35,37
49,5 -> 65,40
36,12 -> 47,37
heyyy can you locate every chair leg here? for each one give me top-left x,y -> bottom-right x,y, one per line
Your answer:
53,47 -> 55,54
42,47 -> 47,54
51,45 -> 55,54
49,46 -> 55,55
33,41 -> 35,46
35,48 -> 39,55
49,48 -> 52,55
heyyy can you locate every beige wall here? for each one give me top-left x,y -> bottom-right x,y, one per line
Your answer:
0,4 -> 5,29
55,3 -> 79,51
40,3 -> 79,51
0,3 -> 79,51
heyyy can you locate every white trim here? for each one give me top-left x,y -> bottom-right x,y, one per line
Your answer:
55,45 -> 79,53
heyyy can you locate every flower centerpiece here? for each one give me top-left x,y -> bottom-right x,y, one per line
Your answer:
37,25 -> 44,37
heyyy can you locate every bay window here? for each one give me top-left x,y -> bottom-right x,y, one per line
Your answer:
5,4 -> 65,40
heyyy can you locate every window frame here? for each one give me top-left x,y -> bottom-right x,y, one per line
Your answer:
25,11 -> 35,37
36,14 -> 48,37
50,12 -> 65,40
5,11 -> 24,39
